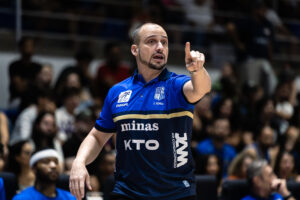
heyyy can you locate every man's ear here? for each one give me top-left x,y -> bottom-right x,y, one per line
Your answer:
131,44 -> 138,56
253,176 -> 260,186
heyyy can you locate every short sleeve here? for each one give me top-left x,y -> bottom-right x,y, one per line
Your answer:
171,75 -> 194,106
94,90 -> 116,133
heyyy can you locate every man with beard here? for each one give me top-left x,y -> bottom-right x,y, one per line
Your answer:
195,117 -> 236,177
12,149 -> 76,200
242,159 -> 295,200
70,23 -> 211,200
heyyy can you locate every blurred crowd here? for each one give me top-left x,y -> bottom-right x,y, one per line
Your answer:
0,0 -> 300,199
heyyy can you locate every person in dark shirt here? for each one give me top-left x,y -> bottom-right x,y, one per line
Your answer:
8,36 -> 42,106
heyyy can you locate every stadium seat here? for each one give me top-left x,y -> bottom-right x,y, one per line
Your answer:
0,172 -> 18,200
57,174 -> 70,191
196,175 -> 218,200
221,179 -> 300,200
221,179 -> 249,200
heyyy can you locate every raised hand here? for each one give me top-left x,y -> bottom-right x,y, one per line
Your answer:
185,42 -> 205,74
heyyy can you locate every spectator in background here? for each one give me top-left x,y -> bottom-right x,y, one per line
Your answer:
95,42 -> 131,99
7,140 -> 35,192
227,150 -> 256,180
274,151 -> 300,181
31,112 -> 64,164
242,159 -> 295,200
0,112 -> 9,158
8,36 -> 42,110
12,149 -> 75,200
226,0 -> 277,96
34,63 -> 54,91
54,70 -> 90,107
194,154 -> 222,195
63,108 -> 94,172
10,88 -> 56,145
55,88 -> 81,142
245,125 -> 276,165
96,151 -> 116,197
195,117 -> 236,177
57,49 -> 94,89
192,94 -> 213,144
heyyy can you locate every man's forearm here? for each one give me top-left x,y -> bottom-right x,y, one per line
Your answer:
185,67 -> 211,103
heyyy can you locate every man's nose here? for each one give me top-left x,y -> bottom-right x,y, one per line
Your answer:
156,42 -> 164,51
49,160 -> 57,168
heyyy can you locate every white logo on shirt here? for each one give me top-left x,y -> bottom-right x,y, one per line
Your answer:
154,87 -> 165,101
172,133 -> 188,168
118,90 -> 132,103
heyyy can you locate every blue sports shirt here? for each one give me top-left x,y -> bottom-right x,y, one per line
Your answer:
95,68 -> 196,200
242,193 -> 283,200
12,186 -> 76,200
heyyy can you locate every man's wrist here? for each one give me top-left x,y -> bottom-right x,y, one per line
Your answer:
188,67 -> 203,75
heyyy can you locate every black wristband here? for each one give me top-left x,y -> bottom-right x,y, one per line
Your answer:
283,193 -> 293,200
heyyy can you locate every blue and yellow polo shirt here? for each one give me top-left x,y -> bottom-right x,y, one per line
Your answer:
95,68 -> 196,200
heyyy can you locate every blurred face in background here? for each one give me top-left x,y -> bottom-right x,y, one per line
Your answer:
206,155 -> 219,176
212,118 -> 230,142
66,73 -> 81,89
285,126 -> 299,152
64,95 -> 80,114
20,38 -> 34,58
36,64 -> 53,88
39,113 -> 57,138
279,152 -> 295,179
15,142 -> 33,167
262,100 -> 275,117
259,126 -> 274,149
220,98 -> 233,118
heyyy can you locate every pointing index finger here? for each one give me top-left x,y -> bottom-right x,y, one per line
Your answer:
185,42 -> 191,62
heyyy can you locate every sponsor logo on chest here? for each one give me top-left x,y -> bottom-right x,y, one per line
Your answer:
117,90 -> 132,107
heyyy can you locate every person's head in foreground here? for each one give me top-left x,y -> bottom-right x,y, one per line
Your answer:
243,159 -> 295,200
13,149 -> 75,200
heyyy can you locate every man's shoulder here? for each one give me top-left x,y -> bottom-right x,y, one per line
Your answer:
56,188 -> 76,199
196,139 -> 214,153
107,77 -> 134,95
224,143 -> 237,155
12,187 -> 37,200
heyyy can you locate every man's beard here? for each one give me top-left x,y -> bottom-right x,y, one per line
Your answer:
138,51 -> 166,70
35,168 -> 58,183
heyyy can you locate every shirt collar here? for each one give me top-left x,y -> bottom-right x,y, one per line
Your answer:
132,67 -> 171,83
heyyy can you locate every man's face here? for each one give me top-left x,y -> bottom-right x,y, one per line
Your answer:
39,114 -> 56,137
133,24 -> 168,70
256,165 -> 276,196
259,126 -> 274,149
35,157 -> 59,183
212,119 -> 230,142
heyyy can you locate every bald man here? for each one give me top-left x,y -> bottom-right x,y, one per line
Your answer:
70,23 -> 211,200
